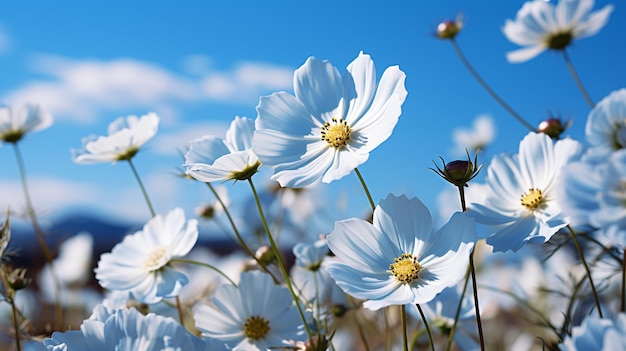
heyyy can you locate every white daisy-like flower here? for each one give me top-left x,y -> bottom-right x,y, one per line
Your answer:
37,307 -> 224,351
560,149 -> 626,229
559,313 -> 626,350
194,270 -> 307,350
95,207 -> 198,304
469,132 -> 584,252
503,0 -> 613,63
185,116 -> 260,182
292,238 -> 328,271
585,88 -> 626,160
252,51 -> 407,188
72,112 -> 159,164
325,193 -> 476,310
0,103 -> 53,144
451,114 -> 496,155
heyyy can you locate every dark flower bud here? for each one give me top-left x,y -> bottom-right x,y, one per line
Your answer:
7,267 -> 31,291
537,117 -> 570,139
431,150 -> 482,187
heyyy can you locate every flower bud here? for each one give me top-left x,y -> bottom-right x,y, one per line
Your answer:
436,16 -> 463,40
431,151 -> 482,187
6,267 -> 31,291
255,246 -> 276,266
537,117 -> 570,139
444,160 -> 474,183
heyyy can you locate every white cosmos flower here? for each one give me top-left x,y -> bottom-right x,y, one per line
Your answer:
72,112 -> 159,164
37,307 -> 223,351
185,116 -> 260,182
503,0 -> 613,63
585,88 -> 626,160
194,270 -> 307,350
469,132 -> 584,252
325,194 -> 476,310
95,207 -> 198,304
559,313 -> 626,350
452,114 -> 496,155
0,103 -> 53,144
252,51 -> 407,188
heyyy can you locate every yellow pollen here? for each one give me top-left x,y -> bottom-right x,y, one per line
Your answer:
244,315 -> 270,340
388,253 -> 422,284
321,118 -> 351,148
521,188 -> 544,210
143,246 -> 169,270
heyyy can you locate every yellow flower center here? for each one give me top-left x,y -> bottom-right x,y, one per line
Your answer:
143,246 -> 169,270
321,118 -> 351,148
389,253 -> 422,284
521,188 -> 544,210
244,315 -> 270,340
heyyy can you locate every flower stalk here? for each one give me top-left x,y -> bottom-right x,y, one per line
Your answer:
562,49 -> 595,108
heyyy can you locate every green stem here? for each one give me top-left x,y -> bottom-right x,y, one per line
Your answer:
10,296 -> 22,351
175,296 -> 185,325
400,305 -> 408,351
170,258 -> 237,286
416,304 -> 435,351
450,39 -> 536,132
12,143 -> 63,330
452,184 -> 485,351
562,49 -> 595,109
127,158 -> 155,217
204,183 -> 279,283
566,225 -> 603,317
469,251 -> 485,351
247,178 -> 313,339
620,248 -> 626,312
354,167 -> 375,211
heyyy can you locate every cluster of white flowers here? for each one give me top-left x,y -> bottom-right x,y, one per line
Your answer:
1,0 -> 624,350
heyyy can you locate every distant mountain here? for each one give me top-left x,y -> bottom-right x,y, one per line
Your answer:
7,213 -> 240,269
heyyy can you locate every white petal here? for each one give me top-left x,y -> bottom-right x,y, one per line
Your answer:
294,56 -> 343,117
225,116 -> 255,152
374,194 -> 432,253
506,45 -> 547,63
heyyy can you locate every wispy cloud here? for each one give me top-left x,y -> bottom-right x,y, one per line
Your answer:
2,54 -> 293,123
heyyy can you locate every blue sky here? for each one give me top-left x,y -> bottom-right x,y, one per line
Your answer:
0,1 -> 624,233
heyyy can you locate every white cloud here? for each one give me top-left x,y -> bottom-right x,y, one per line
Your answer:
2,54 -> 293,123
0,177 -> 99,220
200,61 -> 293,102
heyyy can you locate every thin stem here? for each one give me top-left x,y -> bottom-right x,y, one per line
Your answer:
354,167 -> 375,211
127,158 -> 155,217
469,251 -> 485,351
247,178 -> 313,339
175,296 -> 185,325
453,184 -> 485,351
2,271 -> 22,351
450,39 -> 536,132
416,304 -> 435,351
400,305 -> 408,351
12,143 -> 63,330
620,248 -> 626,312
562,49 -> 595,108
446,264 -> 471,351
204,183 -> 279,283
10,296 -> 22,351
170,258 -> 237,286
566,225 -> 603,317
